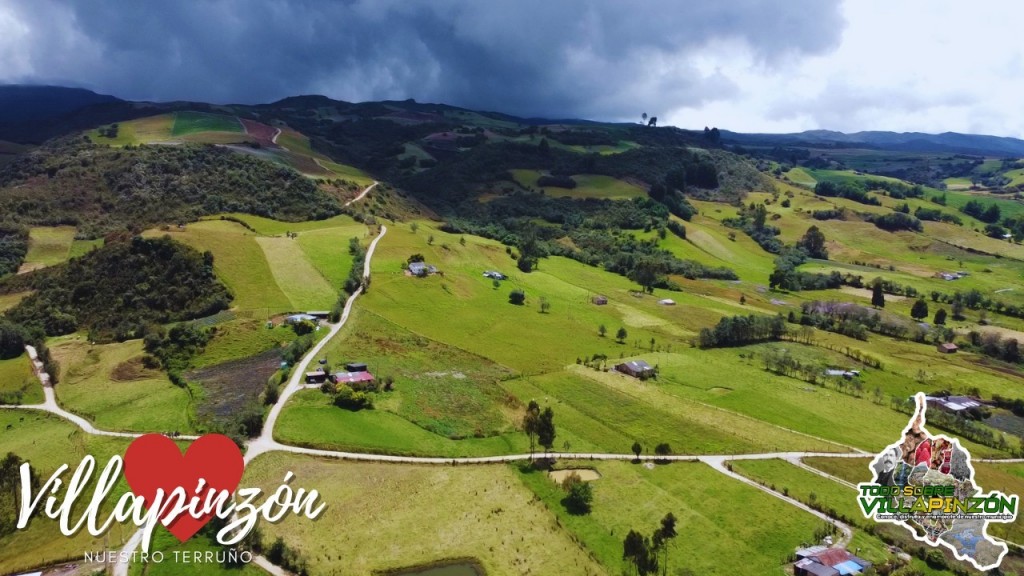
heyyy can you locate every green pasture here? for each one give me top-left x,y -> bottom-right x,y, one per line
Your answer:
0,291 -> 30,313
785,167 -> 817,186
171,111 -> 243,136
68,237 -> 103,259
129,528 -> 265,576
255,235 -> 337,309
510,169 -> 647,200
243,452 -> 605,575
0,353 -> 43,404
19,226 -> 76,270
145,221 -> 292,313
519,459 -> 823,576
0,411 -> 136,576
192,318 -> 298,369
50,335 -> 195,433
87,113 -> 174,145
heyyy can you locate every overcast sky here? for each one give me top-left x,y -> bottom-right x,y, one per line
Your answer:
2,0 -> 1023,136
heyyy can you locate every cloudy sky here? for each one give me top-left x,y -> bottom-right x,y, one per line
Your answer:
2,0 -> 1023,136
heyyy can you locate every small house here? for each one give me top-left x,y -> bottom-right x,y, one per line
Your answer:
333,371 -> 375,385
483,270 -> 506,280
615,360 -> 655,379
285,313 -> 317,324
657,298 -> 676,306
592,295 -> 608,305
306,311 -> 331,319
345,362 -> 368,372
409,262 -> 439,277
305,369 -> 328,384
937,342 -> 958,354
927,395 -> 984,414
794,559 -> 839,576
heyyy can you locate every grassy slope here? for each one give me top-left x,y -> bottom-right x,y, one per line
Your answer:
19,226 -> 76,271
242,452 -> 607,576
0,411 -> 136,575
50,335 -> 195,433
254,236 -> 337,309
519,460 -> 823,576
171,111 -> 244,136
0,353 -> 43,404
510,169 -> 646,200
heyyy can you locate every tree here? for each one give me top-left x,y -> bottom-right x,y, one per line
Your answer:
616,327 -> 628,343
459,236 -> 466,246
537,407 -> 556,456
522,400 -> 541,458
871,282 -> 885,308
623,529 -> 658,575
952,300 -> 965,320
539,297 -> 550,314
911,298 -> 929,320
599,324 -> 607,337
509,289 -> 526,305
656,512 -> 678,574
934,308 -> 947,325
427,234 -> 435,246
797,225 -> 828,259
410,222 -> 419,233
631,440 -> 643,461
561,472 -> 593,514
0,322 -> 25,360
654,443 -> 671,457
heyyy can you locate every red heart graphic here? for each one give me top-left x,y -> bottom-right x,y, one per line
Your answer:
123,434 -> 244,542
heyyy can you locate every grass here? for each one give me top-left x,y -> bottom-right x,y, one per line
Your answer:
68,237 -> 103,259
50,335 -> 196,433
129,527 -> 266,576
171,111 -> 243,136
213,212 -> 364,235
242,452 -> 605,576
87,114 -> 175,146
254,236 -> 337,309
294,226 -> 365,287
18,226 -> 76,271
0,291 -> 30,313
0,353 -> 43,404
192,318 -> 298,369
510,169 -> 646,200
785,167 -> 817,186
0,411 -> 136,576
518,459 -> 824,575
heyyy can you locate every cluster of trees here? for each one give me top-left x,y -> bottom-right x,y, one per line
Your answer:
813,180 -> 881,206
961,200 -> 1002,223
143,323 -> 211,385
913,206 -> 962,225
811,208 -> 845,221
698,314 -> 787,348
768,242 -> 841,292
3,236 -> 231,342
963,330 -> 1021,365
0,222 -> 28,277
0,453 -> 37,537
0,137 -> 342,239
522,400 -> 556,458
622,513 -> 678,576
332,384 -> 374,410
868,212 -> 923,232
723,202 -> 783,253
560,472 -> 593,515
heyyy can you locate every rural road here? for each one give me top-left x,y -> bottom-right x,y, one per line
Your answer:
343,181 -> 377,207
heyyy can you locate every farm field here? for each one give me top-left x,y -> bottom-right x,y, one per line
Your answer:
49,335 -> 196,433
0,353 -> 42,404
0,411 -> 136,576
510,169 -> 646,199
519,459 -> 826,576
242,452 -> 606,576
17,226 -> 76,272
254,235 -> 337,309
171,111 -> 244,136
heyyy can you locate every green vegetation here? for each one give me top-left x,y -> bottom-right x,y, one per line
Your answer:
0,137 -> 341,238
19,226 -> 75,271
0,353 -> 42,404
171,111 -> 244,136
4,236 -> 231,341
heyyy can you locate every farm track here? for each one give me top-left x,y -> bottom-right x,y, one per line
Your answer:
5,180 -> 1023,572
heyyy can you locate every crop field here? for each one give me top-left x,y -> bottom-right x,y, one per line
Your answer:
88,113 -> 175,145
510,169 -> 646,200
255,236 -> 338,309
146,220 -> 293,313
243,452 -> 605,576
294,226 -> 363,287
239,118 -> 278,145
0,290 -> 30,313
17,226 -> 76,272
0,411 -> 136,576
171,111 -> 244,136
519,459 -> 825,576
186,348 -> 281,420
0,353 -> 43,404
50,335 -> 196,433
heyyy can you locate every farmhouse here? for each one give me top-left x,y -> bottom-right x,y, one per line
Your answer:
483,270 -> 506,280
657,298 -> 676,306
824,369 -> 860,379
794,547 -> 871,576
285,313 -> 317,324
345,362 -> 368,372
616,360 -> 655,379
333,371 -> 375,385
936,342 -> 958,354
305,369 -> 328,384
408,261 -> 438,277
592,295 -> 608,305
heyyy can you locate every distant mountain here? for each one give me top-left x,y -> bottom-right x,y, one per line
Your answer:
0,85 -> 121,124
720,129 -> 1024,157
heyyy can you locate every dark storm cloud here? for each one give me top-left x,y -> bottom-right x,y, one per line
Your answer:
3,0 -> 844,119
